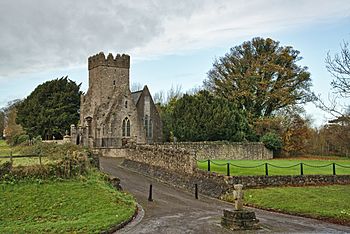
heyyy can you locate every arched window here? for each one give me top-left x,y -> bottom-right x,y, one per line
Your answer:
125,100 -> 128,108
144,115 -> 152,138
122,118 -> 130,137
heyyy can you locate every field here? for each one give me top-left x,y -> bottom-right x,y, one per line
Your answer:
0,171 -> 136,233
0,140 -> 136,233
0,140 -> 61,166
197,159 -> 350,176
234,185 -> 350,225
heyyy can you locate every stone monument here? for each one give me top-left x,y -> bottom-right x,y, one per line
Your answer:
221,184 -> 260,230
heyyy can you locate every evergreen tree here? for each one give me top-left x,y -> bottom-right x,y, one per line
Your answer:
16,77 -> 81,140
172,90 -> 253,142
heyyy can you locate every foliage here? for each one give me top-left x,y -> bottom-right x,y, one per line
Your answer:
172,90 -> 253,142
0,170 -> 136,233
16,76 -> 81,140
0,151 -> 90,181
204,37 -> 313,119
260,132 -> 283,152
0,110 -> 4,139
253,108 -> 313,156
16,134 -> 30,145
197,159 -> 350,176
307,121 -> 350,157
242,185 -> 350,224
2,100 -> 25,146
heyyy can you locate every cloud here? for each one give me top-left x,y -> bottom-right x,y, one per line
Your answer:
0,0 -> 349,76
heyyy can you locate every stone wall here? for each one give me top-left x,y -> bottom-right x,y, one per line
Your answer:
161,142 -> 273,160
125,145 -> 196,174
121,159 -> 350,198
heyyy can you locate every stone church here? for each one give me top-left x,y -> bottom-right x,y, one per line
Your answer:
71,52 -> 162,148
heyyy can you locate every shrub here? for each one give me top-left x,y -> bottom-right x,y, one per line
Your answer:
0,151 -> 90,180
17,134 -> 30,145
32,135 -> 42,144
261,132 -> 283,152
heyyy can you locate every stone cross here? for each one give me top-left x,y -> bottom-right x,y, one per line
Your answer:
233,184 -> 244,210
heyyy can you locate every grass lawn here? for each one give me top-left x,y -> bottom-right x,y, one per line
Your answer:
0,171 -> 136,233
236,185 -> 350,225
0,139 -> 12,156
0,140 -> 53,166
197,159 -> 350,176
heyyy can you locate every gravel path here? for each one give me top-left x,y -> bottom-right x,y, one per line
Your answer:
100,157 -> 350,234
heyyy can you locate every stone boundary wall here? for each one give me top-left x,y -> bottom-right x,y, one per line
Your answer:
160,142 -> 273,160
125,145 -> 196,174
121,159 -> 350,198
96,145 -> 196,174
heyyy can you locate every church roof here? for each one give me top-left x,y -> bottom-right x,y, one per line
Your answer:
131,90 -> 143,104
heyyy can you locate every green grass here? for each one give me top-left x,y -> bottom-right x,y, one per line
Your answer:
0,139 -> 12,155
238,185 -> 350,224
198,159 -> 350,176
0,140 -> 56,166
0,170 -> 136,233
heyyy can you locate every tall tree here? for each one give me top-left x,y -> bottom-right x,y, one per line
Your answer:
316,40 -> 350,121
16,77 -> 81,140
204,37 -> 313,119
326,41 -> 350,97
172,90 -> 253,142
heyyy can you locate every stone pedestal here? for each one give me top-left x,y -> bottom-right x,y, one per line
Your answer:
221,209 -> 259,230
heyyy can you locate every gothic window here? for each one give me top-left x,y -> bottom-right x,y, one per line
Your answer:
149,119 -> 153,138
125,100 -> 128,108
122,118 -> 130,137
144,115 -> 152,138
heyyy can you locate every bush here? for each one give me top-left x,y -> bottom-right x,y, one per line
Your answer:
32,135 -> 42,144
261,132 -> 283,152
17,134 -> 30,145
0,151 -> 90,180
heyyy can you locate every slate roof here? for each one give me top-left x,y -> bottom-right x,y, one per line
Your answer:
131,90 -> 143,104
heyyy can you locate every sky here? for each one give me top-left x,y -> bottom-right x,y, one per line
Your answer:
0,0 -> 349,127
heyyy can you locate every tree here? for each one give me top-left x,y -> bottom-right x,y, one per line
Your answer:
315,40 -> 350,121
2,100 -> 25,145
0,110 -> 4,139
16,77 -> 81,140
204,37 -> 313,119
172,90 -> 253,142
326,41 -> 350,97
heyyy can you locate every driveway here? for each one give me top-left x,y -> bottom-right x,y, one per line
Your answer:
100,157 -> 350,234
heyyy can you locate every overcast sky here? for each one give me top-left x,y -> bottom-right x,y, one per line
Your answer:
0,0 -> 349,126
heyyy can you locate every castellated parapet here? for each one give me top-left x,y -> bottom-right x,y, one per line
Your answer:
88,52 -> 130,70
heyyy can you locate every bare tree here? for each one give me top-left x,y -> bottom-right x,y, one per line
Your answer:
166,85 -> 183,103
153,91 -> 165,104
326,41 -> 350,97
314,40 -> 350,122
131,82 -> 144,92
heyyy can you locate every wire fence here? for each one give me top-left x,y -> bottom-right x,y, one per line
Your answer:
197,159 -> 350,176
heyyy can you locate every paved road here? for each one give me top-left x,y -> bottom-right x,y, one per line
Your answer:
100,157 -> 350,234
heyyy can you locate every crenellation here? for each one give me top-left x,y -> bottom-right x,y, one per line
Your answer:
88,52 -> 130,70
